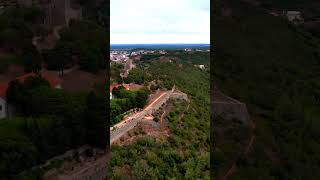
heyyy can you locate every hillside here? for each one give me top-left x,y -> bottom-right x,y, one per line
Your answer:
110,52 -> 210,179
213,0 -> 320,179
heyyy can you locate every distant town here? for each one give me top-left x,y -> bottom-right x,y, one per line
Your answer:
110,47 -> 210,62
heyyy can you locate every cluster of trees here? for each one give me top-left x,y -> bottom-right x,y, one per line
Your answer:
213,0 -> 320,179
1,76 -> 106,179
173,51 -> 210,66
0,6 -> 44,50
0,6 -> 44,73
123,68 -> 150,84
110,63 -> 124,84
212,116 -> 251,177
139,54 -> 162,62
76,0 -> 108,25
43,20 -> 106,73
110,54 -> 210,178
0,3 -> 107,179
0,5 -> 107,75
110,86 -> 149,125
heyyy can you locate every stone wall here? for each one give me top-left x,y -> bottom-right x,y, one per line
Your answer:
212,87 -> 250,125
212,102 -> 250,125
170,91 -> 188,101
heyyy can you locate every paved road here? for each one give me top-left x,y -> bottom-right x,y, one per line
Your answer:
110,87 -> 175,144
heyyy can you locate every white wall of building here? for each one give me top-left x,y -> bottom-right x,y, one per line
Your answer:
0,98 -> 6,119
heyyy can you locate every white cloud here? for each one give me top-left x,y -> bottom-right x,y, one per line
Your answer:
110,0 -> 210,44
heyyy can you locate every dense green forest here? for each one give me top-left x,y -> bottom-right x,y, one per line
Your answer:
43,20 -> 106,73
110,63 -> 123,84
0,2 -> 107,179
0,4 -> 107,74
213,0 -> 320,179
0,6 -> 44,72
110,86 -> 149,126
123,68 -> 150,85
110,53 -> 210,179
0,76 -> 106,179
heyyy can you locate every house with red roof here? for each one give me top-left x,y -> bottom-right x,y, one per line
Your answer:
0,82 -> 9,119
16,72 -> 61,89
110,84 -> 130,100
0,72 -> 61,119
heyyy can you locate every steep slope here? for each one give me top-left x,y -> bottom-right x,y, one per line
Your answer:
212,0 -> 320,179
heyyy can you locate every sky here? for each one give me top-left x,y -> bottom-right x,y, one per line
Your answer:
110,0 -> 210,44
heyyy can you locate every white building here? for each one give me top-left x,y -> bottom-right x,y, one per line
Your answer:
0,95 -> 7,119
194,64 -> 205,70
0,82 -> 8,119
110,52 -> 129,63
285,11 -> 304,23
159,50 -> 167,54
131,52 -> 138,56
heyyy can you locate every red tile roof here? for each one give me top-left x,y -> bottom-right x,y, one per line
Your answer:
0,72 -> 60,99
110,84 -> 130,92
16,72 -> 60,88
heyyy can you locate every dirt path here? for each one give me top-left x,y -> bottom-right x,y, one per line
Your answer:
220,118 -> 256,180
178,103 -> 190,122
160,110 -> 166,128
221,163 -> 236,180
245,135 -> 256,155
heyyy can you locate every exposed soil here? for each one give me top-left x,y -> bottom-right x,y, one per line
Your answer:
128,83 -> 143,91
131,55 -> 141,61
114,98 -> 181,146
60,70 -> 106,92
43,149 -> 108,180
115,122 -> 170,146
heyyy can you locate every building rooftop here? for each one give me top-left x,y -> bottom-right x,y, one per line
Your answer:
16,72 -> 60,88
110,84 -> 130,92
0,71 -> 60,99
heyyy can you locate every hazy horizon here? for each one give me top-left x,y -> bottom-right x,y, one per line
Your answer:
110,44 -> 210,50
110,43 -> 210,45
